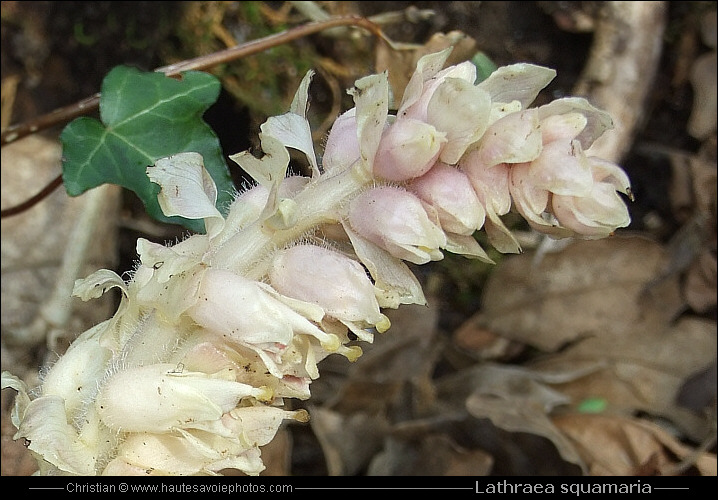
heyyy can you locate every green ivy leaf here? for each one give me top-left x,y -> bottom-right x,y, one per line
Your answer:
61,65 -> 234,233
471,51 -> 498,84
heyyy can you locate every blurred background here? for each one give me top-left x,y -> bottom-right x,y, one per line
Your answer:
1,1 -> 715,476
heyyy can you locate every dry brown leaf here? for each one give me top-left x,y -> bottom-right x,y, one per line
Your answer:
452,321 -> 526,361
438,364 -> 586,472
463,236 -> 684,353
458,236 -> 716,441
664,151 -> 716,312
667,151 -> 716,224
684,248 -> 718,313
258,427 -> 293,476
375,30 -> 478,106
553,413 -> 718,476
310,406 -> 390,476
367,433 -> 493,476
687,9 -> 717,140
687,51 -> 717,140
340,301 -> 441,393
308,302 -> 442,475
530,315 -> 716,442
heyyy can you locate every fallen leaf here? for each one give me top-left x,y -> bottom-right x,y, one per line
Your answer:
367,432 -> 493,476
310,406 -> 390,476
553,413 -> 718,476
459,236 -> 716,441
684,248 -> 717,313
687,9 -> 717,140
462,236 -> 684,352
307,302 -> 441,475
438,363 -> 587,472
375,31 -> 478,106
530,315 -> 716,442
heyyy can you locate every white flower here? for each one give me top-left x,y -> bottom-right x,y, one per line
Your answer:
95,364 -> 272,434
187,268 -> 342,358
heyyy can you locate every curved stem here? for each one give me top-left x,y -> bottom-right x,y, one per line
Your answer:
211,165 -> 372,279
0,173 -> 63,218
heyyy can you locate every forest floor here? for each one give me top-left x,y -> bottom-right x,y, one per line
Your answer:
1,1 -> 716,477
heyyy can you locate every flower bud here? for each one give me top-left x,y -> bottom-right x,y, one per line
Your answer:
551,157 -> 632,238
467,109 -> 542,168
507,112 -> 611,237
461,154 -> 512,217
539,112 -> 588,144
348,186 -> 446,264
105,429 -> 263,476
460,154 -> 520,254
427,78 -> 492,164
322,109 -> 361,174
400,59 -> 478,121
524,139 -> 594,197
269,244 -> 390,338
409,163 -> 485,235
372,118 -> 447,181
221,176 -> 309,243
188,269 -> 340,353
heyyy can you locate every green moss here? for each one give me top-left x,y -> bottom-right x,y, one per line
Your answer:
171,1 -> 320,122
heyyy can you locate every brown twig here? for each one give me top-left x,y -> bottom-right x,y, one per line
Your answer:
0,15 -> 388,218
0,173 -> 63,218
1,15 -> 386,147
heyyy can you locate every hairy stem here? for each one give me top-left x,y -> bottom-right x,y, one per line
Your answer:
212,163 -> 372,279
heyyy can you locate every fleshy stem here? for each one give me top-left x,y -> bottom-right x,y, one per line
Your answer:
212,162 -> 373,280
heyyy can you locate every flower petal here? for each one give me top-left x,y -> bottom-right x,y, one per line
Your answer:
342,221 -> 427,308
148,152 -> 224,239
348,72 -> 390,177
478,63 -> 556,107
538,97 -> 614,149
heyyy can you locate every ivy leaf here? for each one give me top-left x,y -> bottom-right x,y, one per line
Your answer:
61,65 -> 234,233
471,51 -> 498,84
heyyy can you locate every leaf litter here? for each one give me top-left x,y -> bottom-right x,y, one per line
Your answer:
2,1 -> 716,477
302,234 -> 716,476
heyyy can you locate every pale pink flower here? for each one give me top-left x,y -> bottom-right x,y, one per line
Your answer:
409,162 -> 485,236
372,118 -> 447,181
348,186 -> 446,264
322,109 -> 361,174
269,244 -> 391,341
508,102 -> 632,238
551,157 -> 632,238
